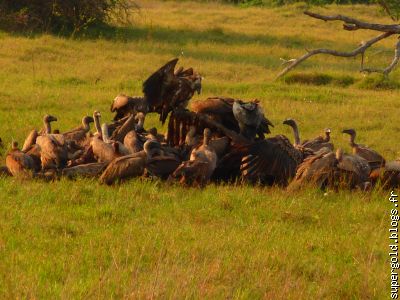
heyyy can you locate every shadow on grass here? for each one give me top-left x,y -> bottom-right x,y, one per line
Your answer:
5,22 -> 321,50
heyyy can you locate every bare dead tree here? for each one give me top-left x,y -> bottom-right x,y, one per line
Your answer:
276,11 -> 400,79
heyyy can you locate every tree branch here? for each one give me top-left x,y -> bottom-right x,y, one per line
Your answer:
361,38 -> 400,77
304,11 -> 400,33
276,32 -> 393,79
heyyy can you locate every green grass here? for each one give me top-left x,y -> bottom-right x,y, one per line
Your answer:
0,1 -> 397,298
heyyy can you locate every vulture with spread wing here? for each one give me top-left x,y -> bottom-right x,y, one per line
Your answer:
142,58 -> 202,124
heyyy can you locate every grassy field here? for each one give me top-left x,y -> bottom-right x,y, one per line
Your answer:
0,1 -> 397,298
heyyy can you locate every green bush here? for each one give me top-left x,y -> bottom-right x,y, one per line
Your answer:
357,75 -> 400,90
282,72 -> 355,87
0,0 -> 134,33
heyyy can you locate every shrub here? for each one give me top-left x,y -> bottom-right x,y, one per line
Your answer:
0,0 -> 135,33
282,73 -> 355,87
357,75 -> 400,90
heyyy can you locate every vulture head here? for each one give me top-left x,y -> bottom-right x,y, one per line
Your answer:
83,116 -> 94,125
325,128 -> 331,138
342,128 -> 356,141
191,74 -> 202,95
11,140 -> 19,150
43,115 -> 58,123
232,99 -> 264,140
282,118 -> 297,128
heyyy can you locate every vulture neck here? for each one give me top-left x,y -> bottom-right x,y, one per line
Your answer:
94,114 -> 102,137
203,133 -> 211,147
44,119 -> 52,134
82,117 -> 91,132
290,123 -> 301,146
324,132 -> 330,142
336,149 -> 343,161
101,124 -> 110,143
135,113 -> 145,131
349,133 -> 356,147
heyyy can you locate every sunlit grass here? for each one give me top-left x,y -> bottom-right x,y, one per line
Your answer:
0,1 -> 396,298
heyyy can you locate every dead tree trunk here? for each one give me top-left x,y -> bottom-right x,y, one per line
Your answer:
276,11 -> 400,79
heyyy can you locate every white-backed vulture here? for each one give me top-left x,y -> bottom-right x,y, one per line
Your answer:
99,140 -> 162,185
6,141 -> 37,178
369,160 -> 400,189
342,128 -> 385,169
124,130 -> 143,154
22,130 -> 39,152
102,123 -> 130,156
63,115 -> 94,145
62,162 -> 107,179
111,94 -> 148,121
288,147 -> 337,191
36,134 -> 68,170
172,128 -> 217,187
335,148 -> 371,190
283,119 -> 333,152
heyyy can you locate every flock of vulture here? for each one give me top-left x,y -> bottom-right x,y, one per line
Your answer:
2,58 -> 400,190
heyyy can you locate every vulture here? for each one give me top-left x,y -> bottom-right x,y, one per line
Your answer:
36,134 -> 68,170
40,114 -> 58,135
238,135 -> 306,186
142,58 -> 202,124
302,128 -> 333,152
283,119 -> 333,152
102,123 -> 130,155
191,97 -> 273,140
67,111 -> 102,166
145,140 -> 181,179
62,162 -> 107,179
90,124 -> 124,163
110,94 -> 148,121
99,140 -> 162,185
108,113 -> 145,142
123,130 -> 143,154
166,97 -> 273,147
5,141 -> 37,178
288,147 -> 337,191
342,128 -> 385,170
335,148 -> 371,190
62,115 -> 94,146
288,148 -> 371,191
232,99 -> 266,141
22,130 -> 39,152
369,160 -> 400,189
172,128 -> 218,187
21,115 -> 58,152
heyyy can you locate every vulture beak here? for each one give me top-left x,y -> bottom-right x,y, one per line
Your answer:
194,76 -> 202,95
282,119 -> 293,126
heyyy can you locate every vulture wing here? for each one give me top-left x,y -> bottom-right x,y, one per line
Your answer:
240,135 -> 302,186
99,155 -> 145,185
142,58 -> 179,110
146,156 -> 181,179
